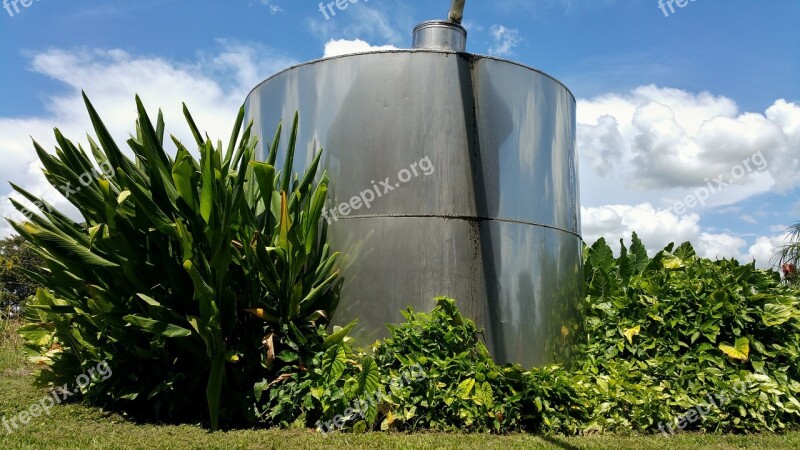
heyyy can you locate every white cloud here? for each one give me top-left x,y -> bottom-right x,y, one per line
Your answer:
697,233 -> 748,261
307,4 -> 405,46
323,39 -> 398,58
461,21 -> 485,33
0,42 -> 296,238
746,234 -> 790,267
576,114 -> 625,175
577,86 -> 800,211
740,214 -> 758,225
770,224 -> 790,233
488,25 -> 521,56
580,202 -> 787,268
582,203 -> 700,254
256,0 -> 282,14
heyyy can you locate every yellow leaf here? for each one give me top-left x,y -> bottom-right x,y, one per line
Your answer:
662,254 -> 684,269
719,337 -> 749,361
561,325 -> 570,338
623,325 -> 641,344
381,411 -> 396,431
262,333 -> 275,368
245,308 -> 277,322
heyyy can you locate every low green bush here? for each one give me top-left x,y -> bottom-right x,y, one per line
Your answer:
575,234 -> 800,433
257,236 -> 800,435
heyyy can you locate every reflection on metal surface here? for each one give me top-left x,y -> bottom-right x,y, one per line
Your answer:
244,44 -> 581,368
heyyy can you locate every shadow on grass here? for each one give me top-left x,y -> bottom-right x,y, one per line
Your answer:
540,435 -> 581,450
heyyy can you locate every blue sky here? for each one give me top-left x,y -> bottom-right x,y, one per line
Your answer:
1,0 -> 799,266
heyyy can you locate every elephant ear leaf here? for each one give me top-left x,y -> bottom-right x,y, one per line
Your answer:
320,343 -> 347,384
719,337 -> 749,361
356,356 -> 380,397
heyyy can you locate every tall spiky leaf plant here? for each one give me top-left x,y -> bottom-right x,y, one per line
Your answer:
9,94 -> 342,429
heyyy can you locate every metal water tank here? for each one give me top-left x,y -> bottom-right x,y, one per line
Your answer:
244,1 -> 582,367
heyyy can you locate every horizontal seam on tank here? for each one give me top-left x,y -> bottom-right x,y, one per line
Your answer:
332,214 -> 582,239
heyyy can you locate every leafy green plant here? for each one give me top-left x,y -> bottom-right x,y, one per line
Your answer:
362,297 -> 584,434
10,94 -> 340,429
251,319 -> 372,430
578,233 -> 800,433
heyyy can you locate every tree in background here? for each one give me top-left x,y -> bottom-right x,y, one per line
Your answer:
0,234 -> 44,318
775,222 -> 800,285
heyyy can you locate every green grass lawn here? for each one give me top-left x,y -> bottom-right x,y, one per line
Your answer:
2,321 -> 800,449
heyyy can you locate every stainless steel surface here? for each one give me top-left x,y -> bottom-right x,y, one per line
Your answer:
244,50 -> 581,368
448,0 -> 466,23
412,21 -> 467,52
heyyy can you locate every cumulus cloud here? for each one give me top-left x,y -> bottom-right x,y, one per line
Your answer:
577,86 -> 800,196
0,42 -> 296,238
581,203 -> 790,268
488,25 -> 521,56
747,234 -> 791,267
323,39 -> 398,58
582,203 -> 701,253
576,115 -> 625,175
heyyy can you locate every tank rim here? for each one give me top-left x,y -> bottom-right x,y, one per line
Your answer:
244,49 -> 576,104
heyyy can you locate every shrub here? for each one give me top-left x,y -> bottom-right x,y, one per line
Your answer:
371,297 -> 587,434
263,297 -> 588,435
0,235 -> 45,318
10,95 -> 341,429
269,237 -> 800,436
578,233 -> 800,433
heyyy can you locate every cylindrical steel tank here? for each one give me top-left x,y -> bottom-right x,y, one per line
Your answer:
244,5 -> 582,367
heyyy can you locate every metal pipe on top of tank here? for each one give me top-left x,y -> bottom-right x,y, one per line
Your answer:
449,0 -> 466,23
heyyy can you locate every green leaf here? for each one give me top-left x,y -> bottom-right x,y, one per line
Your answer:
123,315 -> 192,338
14,222 -> 118,268
120,171 -> 178,238
674,242 -> 697,261
762,303 -> 795,326
356,356 -> 381,397
280,112 -> 299,194
320,343 -> 347,384
183,260 -> 217,323
324,320 -> 357,348
630,232 -> 650,272
171,146 -> 197,210
206,352 -> 225,430
251,161 -> 276,217
199,141 -> 215,224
